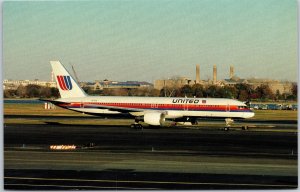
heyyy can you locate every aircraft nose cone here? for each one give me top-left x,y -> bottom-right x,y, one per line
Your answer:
244,111 -> 255,118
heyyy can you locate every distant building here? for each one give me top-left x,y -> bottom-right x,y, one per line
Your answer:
247,78 -> 293,94
213,64 -> 217,84
154,77 -> 193,90
267,82 -> 293,94
154,64 -> 225,90
230,66 -> 234,79
223,77 -> 293,94
3,78 -> 153,91
90,80 -> 153,90
223,76 -> 249,86
154,64 -> 294,95
3,79 -> 56,90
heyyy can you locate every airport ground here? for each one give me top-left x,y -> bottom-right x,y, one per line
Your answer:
3,103 -> 298,190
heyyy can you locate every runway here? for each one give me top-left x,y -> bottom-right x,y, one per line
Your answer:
4,121 -> 298,189
4,114 -> 298,125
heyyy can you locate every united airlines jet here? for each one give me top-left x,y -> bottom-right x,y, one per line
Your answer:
44,61 -> 254,128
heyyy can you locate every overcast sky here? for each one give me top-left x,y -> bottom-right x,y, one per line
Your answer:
3,0 -> 298,83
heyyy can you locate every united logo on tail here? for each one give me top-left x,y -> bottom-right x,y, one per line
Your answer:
56,75 -> 72,90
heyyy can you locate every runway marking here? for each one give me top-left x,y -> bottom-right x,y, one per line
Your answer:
4,183 -> 160,190
4,150 -> 297,159
4,176 -> 297,188
5,158 -> 297,169
4,149 -> 297,158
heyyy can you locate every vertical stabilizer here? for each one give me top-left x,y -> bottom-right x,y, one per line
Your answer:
50,61 -> 87,98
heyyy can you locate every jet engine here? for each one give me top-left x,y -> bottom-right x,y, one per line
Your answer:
143,112 -> 165,126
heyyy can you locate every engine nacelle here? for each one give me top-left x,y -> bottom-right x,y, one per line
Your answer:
143,112 -> 165,126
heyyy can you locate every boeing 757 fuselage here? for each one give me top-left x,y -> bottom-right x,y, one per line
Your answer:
45,61 -> 254,128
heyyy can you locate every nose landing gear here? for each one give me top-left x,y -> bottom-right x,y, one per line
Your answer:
224,118 -> 234,131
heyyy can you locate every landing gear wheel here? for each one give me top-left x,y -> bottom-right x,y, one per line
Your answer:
131,124 -> 143,129
191,118 -> 198,125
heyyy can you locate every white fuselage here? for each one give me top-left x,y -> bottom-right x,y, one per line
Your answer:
56,96 -> 255,119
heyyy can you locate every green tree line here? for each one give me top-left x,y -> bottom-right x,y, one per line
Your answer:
4,85 -> 59,98
4,83 -> 297,101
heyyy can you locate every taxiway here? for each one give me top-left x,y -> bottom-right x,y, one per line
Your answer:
4,121 -> 298,189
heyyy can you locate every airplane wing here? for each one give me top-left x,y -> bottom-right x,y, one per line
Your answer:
84,103 -> 145,113
39,99 -> 166,115
84,104 -> 167,114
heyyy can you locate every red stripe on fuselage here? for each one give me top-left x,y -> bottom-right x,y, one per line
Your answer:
65,102 -> 249,112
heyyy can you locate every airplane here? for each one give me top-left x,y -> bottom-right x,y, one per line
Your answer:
43,61 -> 254,129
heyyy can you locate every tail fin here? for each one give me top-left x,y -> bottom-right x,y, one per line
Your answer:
50,61 -> 87,98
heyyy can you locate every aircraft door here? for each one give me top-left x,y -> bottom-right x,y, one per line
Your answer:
226,104 -> 230,112
80,101 -> 84,108
184,103 -> 189,111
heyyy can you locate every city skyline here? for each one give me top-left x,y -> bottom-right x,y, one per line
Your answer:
3,0 -> 298,82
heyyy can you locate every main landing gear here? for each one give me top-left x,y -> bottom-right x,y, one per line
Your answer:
131,123 -> 143,129
191,118 -> 198,125
131,118 -> 143,129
